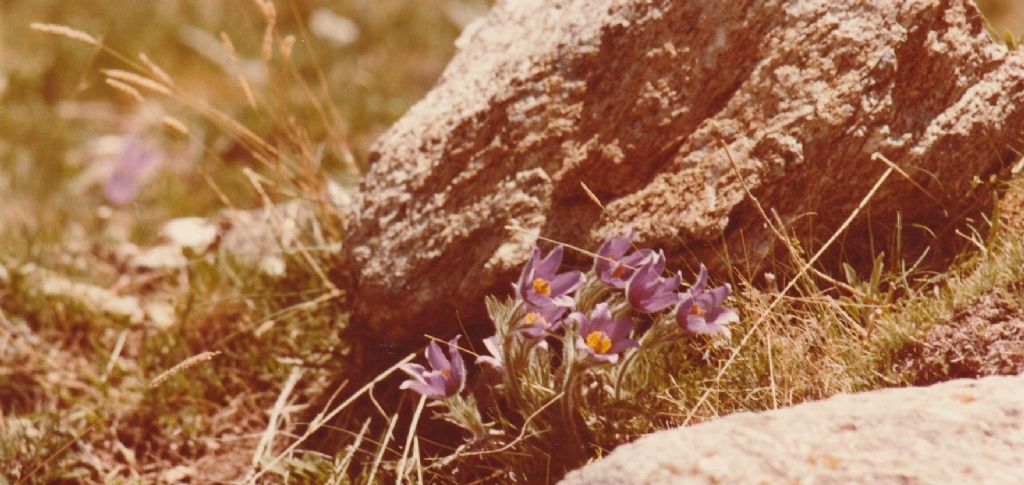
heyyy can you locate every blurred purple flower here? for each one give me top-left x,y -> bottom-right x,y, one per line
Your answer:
516,246 -> 585,309
575,303 -> 638,364
399,336 -> 466,398
104,137 -> 159,206
625,252 -> 681,313
676,264 -> 739,337
476,335 -> 504,369
594,230 -> 656,289
519,303 -> 568,338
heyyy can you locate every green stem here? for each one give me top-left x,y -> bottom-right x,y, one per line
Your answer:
560,361 -> 586,462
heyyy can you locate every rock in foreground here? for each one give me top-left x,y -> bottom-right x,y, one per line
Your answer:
346,0 -> 1024,340
560,375 -> 1024,484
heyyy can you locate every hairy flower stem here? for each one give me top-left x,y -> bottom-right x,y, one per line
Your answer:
613,348 -> 642,400
613,324 -> 658,399
558,335 -> 589,464
560,366 -> 587,463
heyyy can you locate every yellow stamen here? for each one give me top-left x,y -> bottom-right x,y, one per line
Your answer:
611,265 -> 628,278
441,368 -> 451,378
524,312 -> 546,325
689,303 -> 706,317
532,277 -> 552,296
585,331 -> 612,355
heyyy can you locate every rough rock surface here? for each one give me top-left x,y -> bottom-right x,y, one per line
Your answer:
901,290 -> 1024,384
346,0 -> 1024,340
560,375 -> 1024,484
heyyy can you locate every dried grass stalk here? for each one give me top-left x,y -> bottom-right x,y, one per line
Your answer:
138,53 -> 174,86
102,69 -> 172,96
239,75 -> 258,109
261,23 -> 275,63
219,31 -> 240,67
30,22 -> 98,46
105,79 -> 144,103
280,35 -> 296,61
251,0 -> 276,22
148,351 -> 221,389
161,116 -> 190,136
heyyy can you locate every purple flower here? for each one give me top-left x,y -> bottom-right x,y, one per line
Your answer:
625,252 -> 681,313
676,265 -> 739,337
574,303 -> 638,364
594,230 -> 656,289
399,336 -> 466,398
519,303 -> 568,338
516,246 -> 585,308
104,137 -> 159,206
476,335 -> 504,369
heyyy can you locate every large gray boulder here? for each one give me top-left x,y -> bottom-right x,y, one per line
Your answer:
560,375 -> 1024,484
345,0 -> 1024,341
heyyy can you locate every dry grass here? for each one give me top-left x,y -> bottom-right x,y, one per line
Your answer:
3,1 -> 1024,484
2,0 -> 472,482
269,169 -> 1024,483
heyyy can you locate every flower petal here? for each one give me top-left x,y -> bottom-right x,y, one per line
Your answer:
707,283 -> 732,307
595,353 -> 619,364
675,297 -> 694,320
621,248 -> 655,267
595,231 -> 633,274
549,270 -> 585,296
692,291 -> 717,310
448,336 -> 465,392
516,247 -> 542,300
520,324 -> 545,338
422,370 -> 451,396
633,273 -> 681,313
426,340 -> 450,373
608,337 -> 639,355
626,263 -> 658,308
520,303 -> 568,337
547,294 -> 576,308
535,245 -> 564,279
690,263 -> 709,294
399,363 -> 428,383
478,336 -> 504,368
707,306 -> 740,327
649,250 -> 667,275
684,314 -> 712,334
399,378 -> 444,397
604,314 -> 634,342
574,311 -> 592,335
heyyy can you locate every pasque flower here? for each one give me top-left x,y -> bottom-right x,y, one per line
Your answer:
575,303 -> 638,364
594,230 -> 656,289
625,252 -> 682,313
104,136 -> 159,206
476,335 -> 504,369
516,245 -> 585,308
399,336 -> 466,398
519,302 -> 568,338
676,264 -> 739,337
